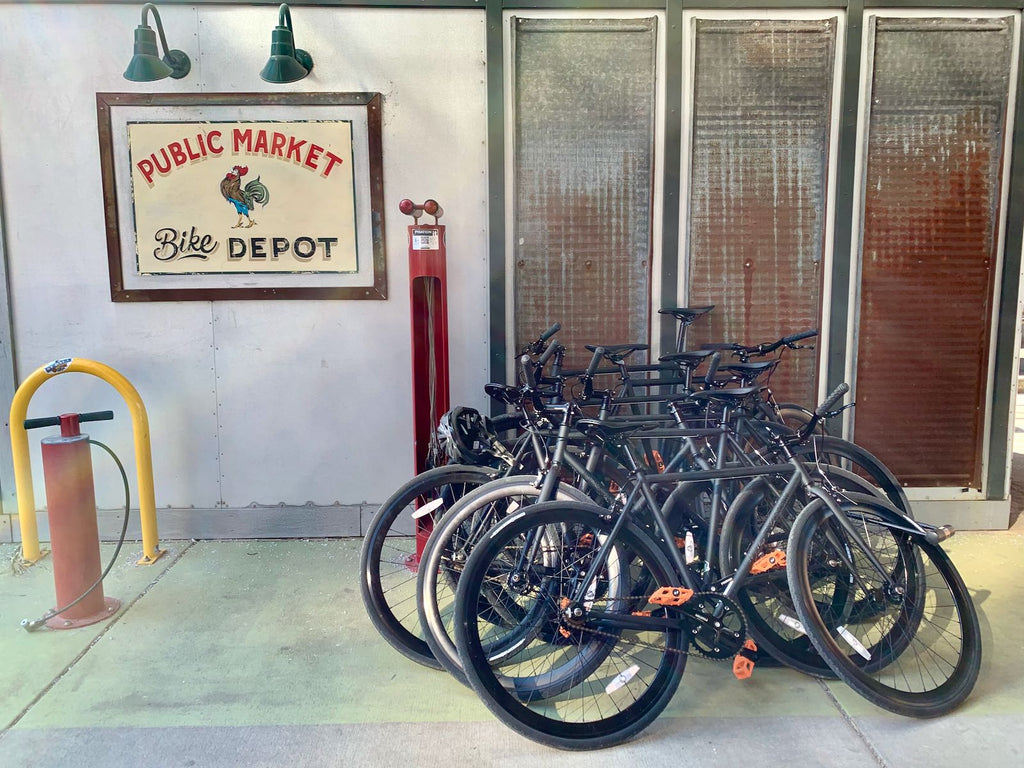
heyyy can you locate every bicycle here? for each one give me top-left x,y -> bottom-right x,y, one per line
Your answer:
450,383 -> 976,748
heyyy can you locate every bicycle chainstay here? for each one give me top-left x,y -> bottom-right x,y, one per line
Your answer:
558,591 -> 748,663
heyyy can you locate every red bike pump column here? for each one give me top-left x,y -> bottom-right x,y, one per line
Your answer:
400,199 -> 449,567
40,414 -> 120,629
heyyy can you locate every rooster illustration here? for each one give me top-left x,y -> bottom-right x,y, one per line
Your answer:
220,165 -> 270,228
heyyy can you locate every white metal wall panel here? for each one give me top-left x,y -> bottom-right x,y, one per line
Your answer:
0,6 -> 489,515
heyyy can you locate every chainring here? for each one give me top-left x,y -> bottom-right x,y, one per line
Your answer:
685,592 -> 748,660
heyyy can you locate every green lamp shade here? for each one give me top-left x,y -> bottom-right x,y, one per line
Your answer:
124,26 -> 173,81
124,24 -> 191,81
260,26 -> 312,83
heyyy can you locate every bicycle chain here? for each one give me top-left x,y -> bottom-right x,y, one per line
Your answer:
559,591 -> 748,663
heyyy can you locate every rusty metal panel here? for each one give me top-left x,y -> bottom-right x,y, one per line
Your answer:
512,17 -> 657,369
686,18 -> 838,407
854,16 -> 1014,488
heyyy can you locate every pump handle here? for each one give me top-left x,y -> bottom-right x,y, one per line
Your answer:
24,410 -> 114,430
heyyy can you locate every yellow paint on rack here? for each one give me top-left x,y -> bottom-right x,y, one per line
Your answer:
9,358 -> 164,565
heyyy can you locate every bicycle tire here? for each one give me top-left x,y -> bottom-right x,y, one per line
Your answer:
786,495 -> 982,717
417,476 -> 591,685
454,500 -> 688,750
359,464 -> 499,668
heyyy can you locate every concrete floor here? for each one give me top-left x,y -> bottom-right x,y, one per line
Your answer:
0,523 -> 1021,767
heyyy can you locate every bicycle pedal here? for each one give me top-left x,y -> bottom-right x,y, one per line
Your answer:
750,549 -> 787,574
649,587 -> 694,606
733,639 -> 758,680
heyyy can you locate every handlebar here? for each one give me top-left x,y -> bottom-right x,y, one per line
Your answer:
24,410 -> 114,431
704,352 -> 721,388
520,354 -> 538,389
814,382 -> 850,418
704,329 -> 818,360
584,347 -> 605,378
538,340 -> 562,368
540,322 -> 561,343
521,322 -> 561,356
782,329 -> 817,346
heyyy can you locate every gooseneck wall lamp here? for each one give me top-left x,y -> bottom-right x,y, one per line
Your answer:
260,4 -> 314,83
123,3 -> 192,81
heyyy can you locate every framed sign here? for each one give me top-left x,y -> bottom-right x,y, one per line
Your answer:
96,92 -> 386,301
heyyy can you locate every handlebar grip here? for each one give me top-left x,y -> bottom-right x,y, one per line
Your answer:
815,383 -> 850,417
585,347 -> 605,377
520,354 -> 538,388
540,322 -> 561,342
783,329 -> 818,345
704,352 -> 721,387
538,340 -> 562,368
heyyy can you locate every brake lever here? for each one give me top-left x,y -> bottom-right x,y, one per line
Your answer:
822,402 -> 856,419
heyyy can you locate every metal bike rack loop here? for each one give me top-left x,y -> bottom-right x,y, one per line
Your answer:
9,358 -> 164,565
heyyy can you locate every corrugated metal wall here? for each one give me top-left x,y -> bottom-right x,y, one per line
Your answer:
512,17 -> 658,369
853,16 -> 1015,488
686,18 -> 838,407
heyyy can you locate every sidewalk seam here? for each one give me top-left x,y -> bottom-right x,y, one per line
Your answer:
816,678 -> 889,767
0,539 -> 198,738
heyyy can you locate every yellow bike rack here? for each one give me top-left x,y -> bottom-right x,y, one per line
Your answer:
9,358 -> 164,565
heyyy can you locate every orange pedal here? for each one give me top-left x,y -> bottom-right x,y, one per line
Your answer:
733,639 -> 758,680
648,587 -> 694,606
652,450 -> 666,473
750,549 -> 787,575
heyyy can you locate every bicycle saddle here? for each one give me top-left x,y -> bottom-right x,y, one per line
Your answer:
484,383 -> 523,406
659,349 -> 715,368
584,343 -> 649,364
690,385 -> 762,404
722,360 -> 778,377
658,305 -> 715,324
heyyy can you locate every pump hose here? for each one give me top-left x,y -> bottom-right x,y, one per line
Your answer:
21,440 -> 131,632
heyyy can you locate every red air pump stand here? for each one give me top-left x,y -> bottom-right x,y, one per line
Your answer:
399,198 -> 449,569
39,413 -> 120,629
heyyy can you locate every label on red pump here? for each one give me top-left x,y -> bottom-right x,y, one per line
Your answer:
411,228 -> 440,251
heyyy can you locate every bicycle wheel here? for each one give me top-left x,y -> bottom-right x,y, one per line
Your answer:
417,476 -> 591,684
786,495 -> 982,717
359,464 -> 499,668
454,501 -> 688,750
